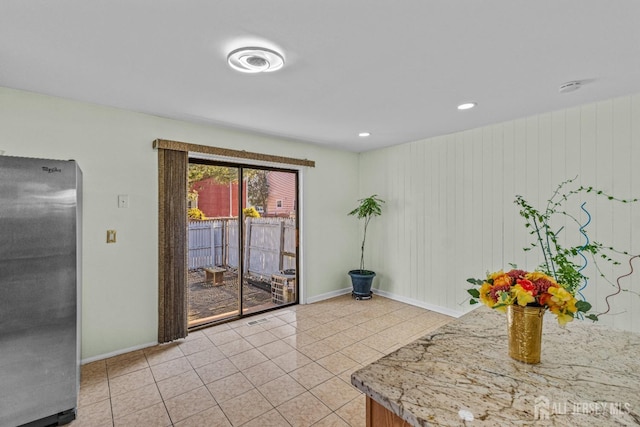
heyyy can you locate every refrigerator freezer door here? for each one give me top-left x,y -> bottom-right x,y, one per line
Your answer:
0,156 -> 80,427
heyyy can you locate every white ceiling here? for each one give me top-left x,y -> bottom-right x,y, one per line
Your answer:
2,1 -> 640,152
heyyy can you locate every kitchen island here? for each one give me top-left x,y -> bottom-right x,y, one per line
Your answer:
351,307 -> 640,426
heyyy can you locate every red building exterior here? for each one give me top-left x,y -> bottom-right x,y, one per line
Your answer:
193,178 -> 247,218
265,171 -> 296,217
192,170 -> 296,219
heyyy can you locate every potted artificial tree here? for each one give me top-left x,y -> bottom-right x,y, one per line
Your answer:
348,194 -> 385,299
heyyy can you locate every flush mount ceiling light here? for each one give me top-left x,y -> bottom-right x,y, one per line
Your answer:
358,132 -> 371,137
227,47 -> 285,73
457,102 -> 477,110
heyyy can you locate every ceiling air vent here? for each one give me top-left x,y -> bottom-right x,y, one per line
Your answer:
559,81 -> 582,93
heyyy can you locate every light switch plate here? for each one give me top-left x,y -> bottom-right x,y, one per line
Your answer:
107,230 -> 117,243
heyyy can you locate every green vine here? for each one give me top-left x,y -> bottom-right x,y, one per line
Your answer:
515,176 -> 639,321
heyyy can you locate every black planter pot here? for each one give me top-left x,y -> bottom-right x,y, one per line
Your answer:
348,270 -> 376,297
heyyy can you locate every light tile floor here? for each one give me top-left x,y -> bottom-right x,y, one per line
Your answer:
72,294 -> 452,427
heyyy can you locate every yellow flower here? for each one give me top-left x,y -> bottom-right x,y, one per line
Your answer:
548,286 -> 574,307
547,286 -> 578,325
479,280 -> 514,310
494,303 -> 510,313
488,270 -> 505,281
512,284 -> 535,306
549,306 -> 575,326
479,282 -> 494,307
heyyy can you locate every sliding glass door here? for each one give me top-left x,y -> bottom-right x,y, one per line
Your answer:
242,167 -> 298,315
187,160 -> 298,328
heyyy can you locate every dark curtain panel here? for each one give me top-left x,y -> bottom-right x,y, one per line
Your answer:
158,148 -> 188,343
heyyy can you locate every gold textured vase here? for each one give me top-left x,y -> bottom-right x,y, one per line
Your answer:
507,305 -> 545,364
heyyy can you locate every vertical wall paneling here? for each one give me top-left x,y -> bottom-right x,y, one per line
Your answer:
359,94 -> 640,333
594,101 -> 615,323
578,105 -> 599,309
564,107 -> 582,278
525,117 -> 539,210
564,107 -> 581,178
538,113 -> 553,203
426,138 -> 436,304
550,111 -> 568,270
511,119 -> 529,269
460,131 -> 474,308
397,145 -> 407,293
411,141 -> 421,301
391,146 -> 402,292
550,110 -> 567,192
453,133 -> 465,306
630,96 -> 640,329
405,143 -> 414,300
443,136 -> 453,307
428,139 -> 438,303
470,130 -> 484,286
490,125 -> 503,276
501,122 -> 515,270
610,98 -> 632,329
442,136 -> 453,307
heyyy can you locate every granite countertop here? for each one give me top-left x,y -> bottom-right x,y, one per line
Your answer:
351,307 -> 640,426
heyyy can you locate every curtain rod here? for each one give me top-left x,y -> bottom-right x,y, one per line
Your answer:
153,139 -> 315,168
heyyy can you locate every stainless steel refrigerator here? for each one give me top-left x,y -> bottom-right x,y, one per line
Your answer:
0,156 -> 81,427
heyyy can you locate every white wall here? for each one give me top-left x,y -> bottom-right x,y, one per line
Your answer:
4,85 -> 638,360
0,87 -> 360,360
359,94 -> 640,333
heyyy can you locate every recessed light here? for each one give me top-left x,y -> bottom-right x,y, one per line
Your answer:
358,132 -> 371,137
227,47 -> 285,73
457,102 -> 477,110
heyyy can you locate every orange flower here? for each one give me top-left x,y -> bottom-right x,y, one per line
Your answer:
492,272 -> 512,289
538,292 -> 553,306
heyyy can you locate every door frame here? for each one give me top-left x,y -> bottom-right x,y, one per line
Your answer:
187,154 -> 303,329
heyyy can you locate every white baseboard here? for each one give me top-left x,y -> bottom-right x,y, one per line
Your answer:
371,288 -> 465,318
304,287 -> 352,304
304,286 -> 465,318
81,341 -> 158,365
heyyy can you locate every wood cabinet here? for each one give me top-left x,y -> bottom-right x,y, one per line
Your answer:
366,396 -> 411,427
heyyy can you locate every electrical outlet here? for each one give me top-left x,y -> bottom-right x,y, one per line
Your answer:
107,230 -> 117,243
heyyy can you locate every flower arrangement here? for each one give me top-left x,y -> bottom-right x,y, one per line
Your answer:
467,269 -> 589,325
467,177 -> 638,325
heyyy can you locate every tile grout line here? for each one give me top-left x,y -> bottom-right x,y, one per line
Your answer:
79,295 -> 453,426
145,351 -> 178,427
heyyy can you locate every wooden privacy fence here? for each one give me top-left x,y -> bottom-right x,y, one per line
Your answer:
188,217 -> 296,279
188,220 -> 225,268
